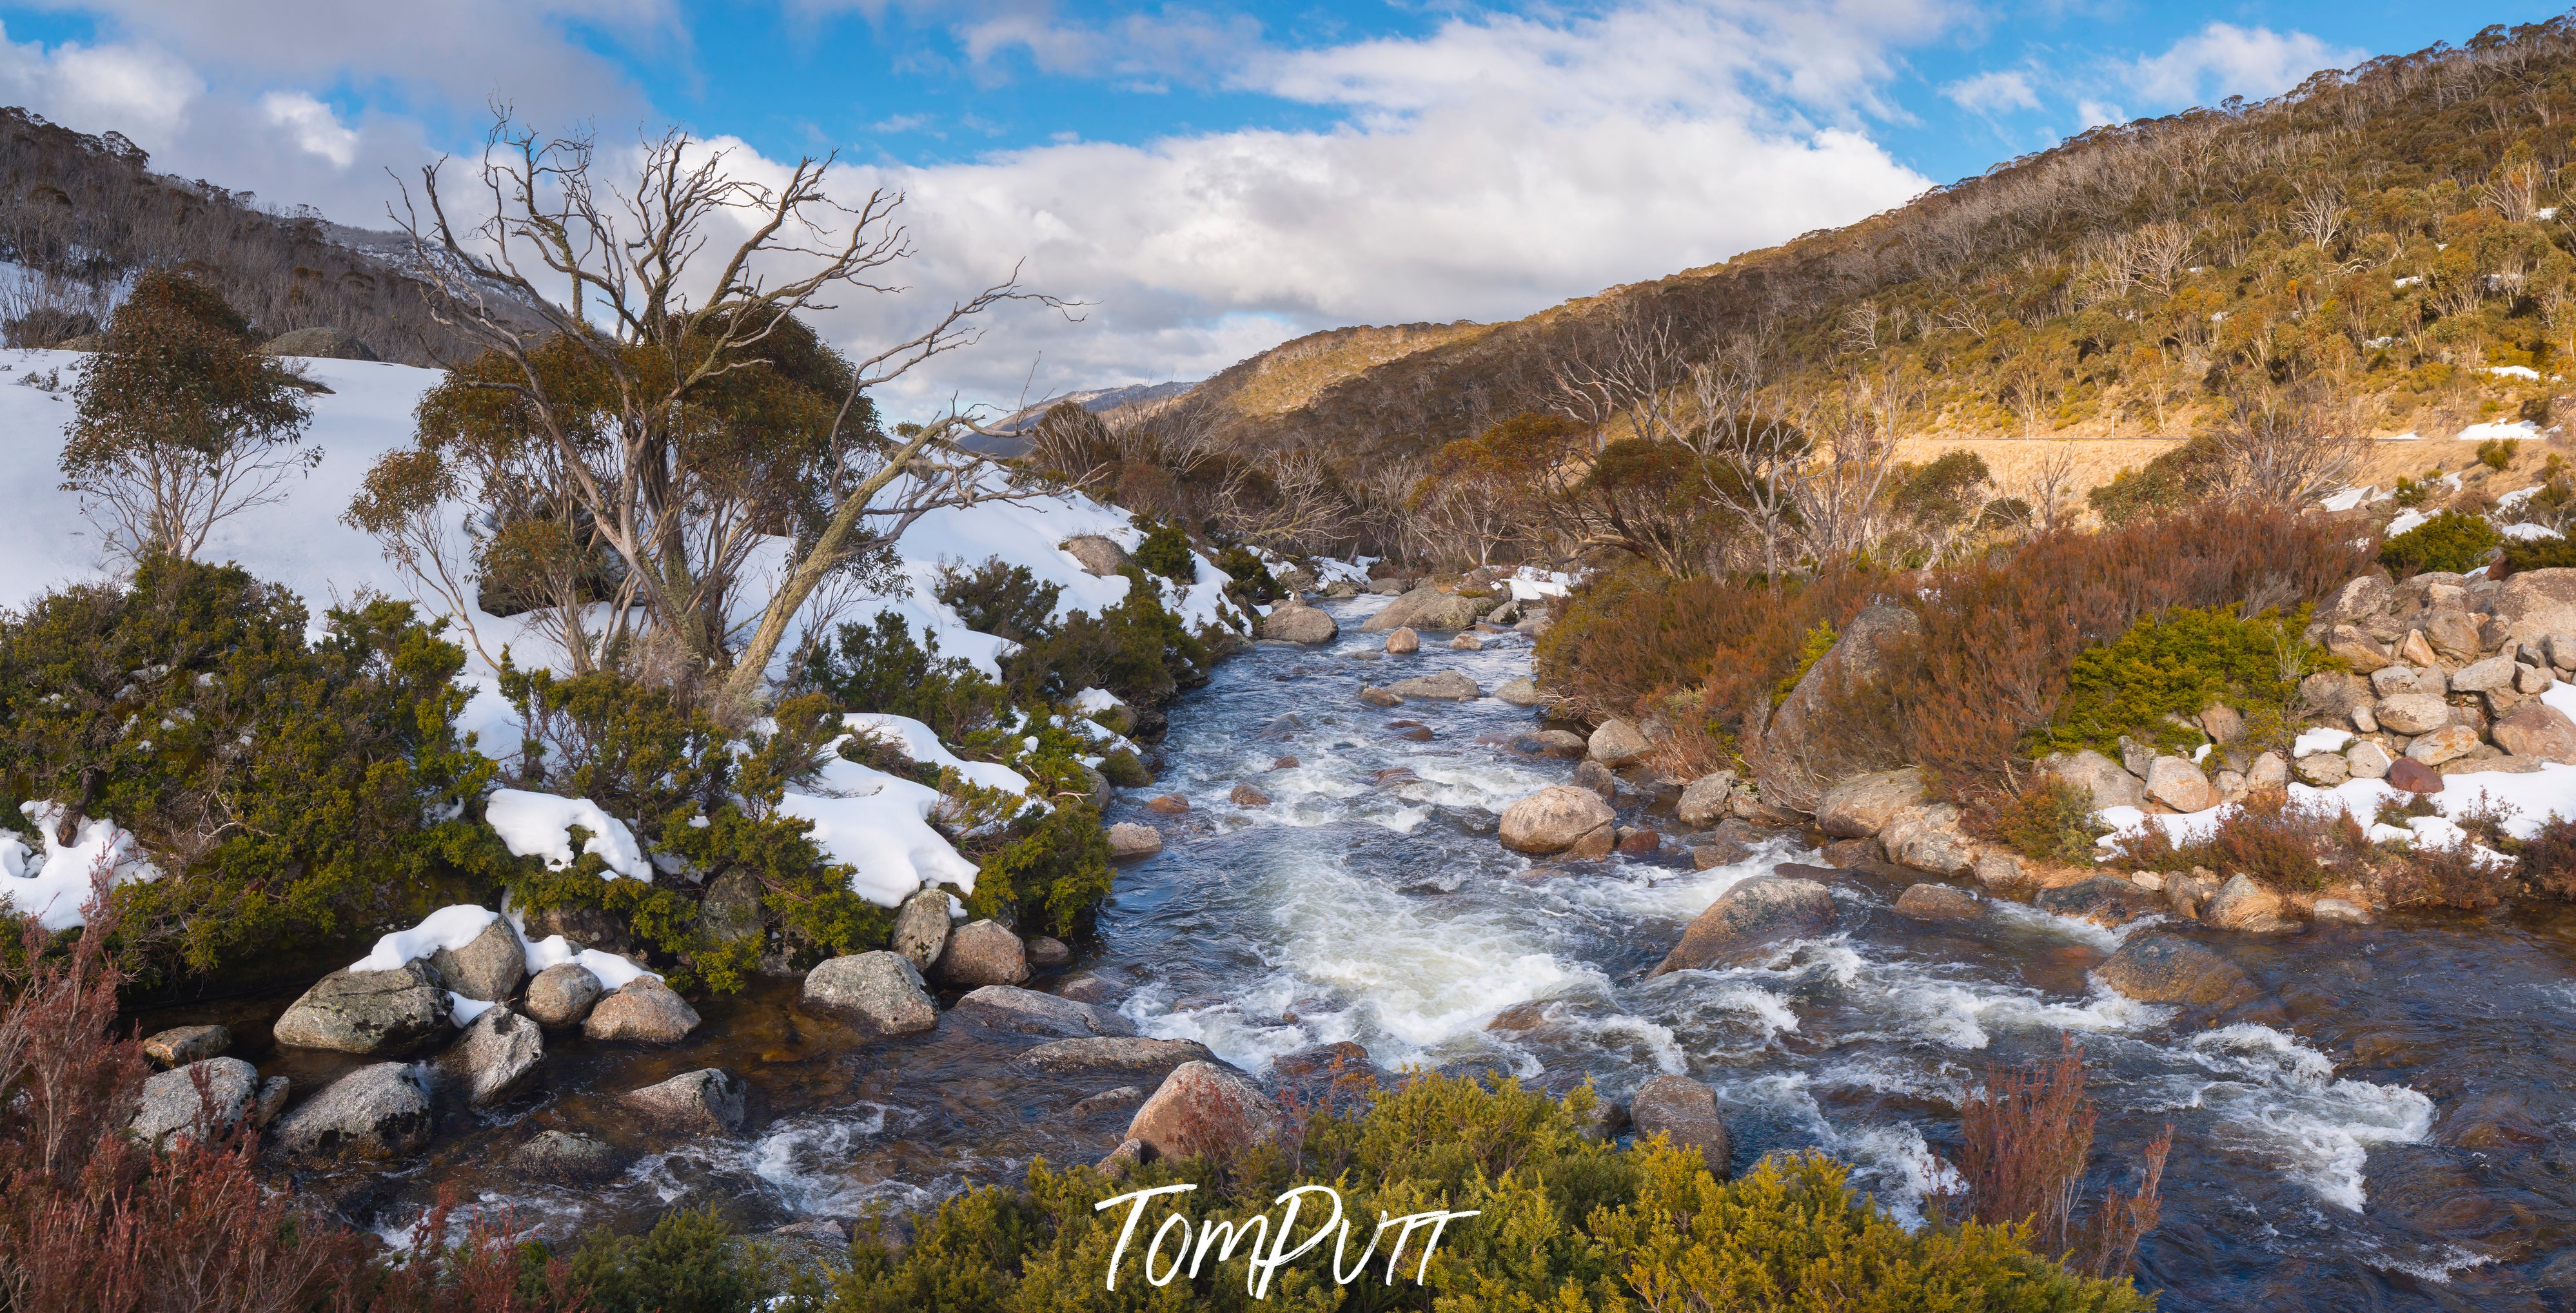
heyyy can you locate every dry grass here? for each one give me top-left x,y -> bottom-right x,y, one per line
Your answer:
1215,322 -> 1491,420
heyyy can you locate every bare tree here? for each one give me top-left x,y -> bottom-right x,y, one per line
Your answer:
1680,341 -> 1805,577
2217,385 -> 2366,505
1789,362 -> 1918,562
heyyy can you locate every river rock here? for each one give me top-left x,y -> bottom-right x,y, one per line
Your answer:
1894,884 -> 1980,920
1675,772 -> 1737,826
1359,685 -> 1403,707
1972,850 -> 2027,892
519,902 -> 630,954
1588,719 -> 1650,766
272,963 -> 452,1056
524,963 -> 604,1027
1880,804 -> 1974,877
1571,759 -> 1617,799
2096,935 -> 2263,1011
2386,755 -> 2443,794
934,919 -> 1032,987
1145,794 -> 1190,814
1106,822 -> 1164,858
1062,535 -> 1130,576
1388,670 -> 1479,701
1814,768 -> 1925,838
1230,783 -> 1273,806
437,1006 -> 545,1107
1125,1061 -> 1284,1160
2375,693 -> 2452,735
952,984 -> 1137,1038
621,1068 -> 745,1134
1627,1075 -> 1732,1176
2406,725 -> 2479,765
2037,749 -> 2145,811
1448,632 -> 1483,650
427,918 -> 527,1003
271,1063 -> 432,1161
2345,740 -> 2394,779
1013,1036 -> 1216,1076
1385,627 -> 1419,654
2143,756 -> 2214,812
803,951 -> 938,1035
2311,898 -> 2375,925
1027,937 -> 1071,968
1496,676 -> 1540,706
2034,875 -> 2161,926
1498,785 -> 1617,857
2450,656 -> 2520,692
1617,829 -> 1662,857
696,869 -> 767,954
1647,875 -> 1836,976
2245,751 -> 2290,791
130,1057 -> 259,1149
142,1024 -> 230,1068
890,887 -> 952,971
509,1129 -> 622,1182
2200,874 -> 2295,932
2492,703 -> 2576,762
1753,603 -> 1918,812
1261,602 -> 1338,643
582,977 -> 700,1043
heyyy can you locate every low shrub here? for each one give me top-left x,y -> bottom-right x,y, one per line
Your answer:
796,610 -> 1009,744
2105,788 -> 2365,891
2479,436 -> 2521,471
2519,813 -> 2576,899
1097,748 -> 1151,788
934,556 -> 1063,645
1132,518 -> 1197,583
563,1205 -> 775,1313
1212,543 -> 1282,607
2378,509 -> 2500,575
2499,534 -> 2576,573
2037,604 -> 2323,758
1002,571 -> 1213,711
1978,777 -> 2108,865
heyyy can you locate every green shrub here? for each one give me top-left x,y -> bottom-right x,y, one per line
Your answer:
2038,604 -> 2323,758
2378,509 -> 2501,575
797,610 -> 1010,744
1132,519 -> 1197,583
1982,777 -> 2109,864
1213,543 -> 1281,607
935,556 -> 1063,645
2479,436 -> 2521,471
1003,571 -> 1212,710
2085,434 -> 2228,525
2390,475 -> 2431,509
1097,748 -> 1150,788
563,1205 -> 776,1313
2501,534 -> 2576,572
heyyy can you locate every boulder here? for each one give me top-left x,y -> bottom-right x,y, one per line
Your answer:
2163,870 -> 2214,919
2244,752 -> 2290,792
2034,875 -> 2161,926
621,1068 -> 746,1134
1106,822 -> 1164,858
2398,630 -> 2439,667
2450,656 -> 2521,693
1675,772 -> 1737,827
130,1057 -> 259,1149
933,919 -> 1032,987
1358,685 -> 1404,707
2386,755 -> 2444,794
1125,1061 -> 1284,1160
1588,719 -> 1651,766
1384,627 -> 1420,654
2520,661 -> 2555,694
2492,569 -> 2576,647
2427,610 -> 2483,660
1230,783 -> 1273,806
428,918 -> 527,1003
261,326 -> 380,360
2323,625 -> 2392,671
437,1007 -> 545,1107
509,1129 -> 622,1182
2492,703 -> 2576,762
1062,535 -> 1131,577
2550,632 -> 2576,670
1448,632 -> 1484,651
2372,665 -> 2432,697
2036,749 -> 2145,812
1407,592 -> 1486,631
1495,676 -> 1541,706
2294,753 -> 2350,786
1813,768 -> 1925,838
1751,604 -> 1920,812
2311,898 -> 2375,925
523,963 -> 605,1028
803,951 -> 938,1035
2143,757 -> 2214,812
890,887 -> 952,971
2405,725 -> 2479,765
2199,874 -> 2292,932
270,1063 -> 432,1161
1498,785 -> 1617,857
1895,884 -> 1980,921
1145,794 -> 1190,814
2096,935 -> 2263,1011
1027,937 -> 1072,968
1617,829 -> 1662,857
1013,1036 -> 1217,1076
2200,704 -> 2244,743
519,902 -> 631,954
582,977 -> 700,1043
142,1024 -> 230,1068
2345,741 -> 2394,779
696,870 -> 767,955
1647,875 -> 1837,975
1972,850 -> 2027,892
1627,1075 -> 1733,1176
1880,804 -> 1974,877
952,984 -> 1137,1038
272,964 -> 452,1056
1387,671 -> 1480,701
2118,736 -> 2156,778
2313,574 -> 2398,632
1571,760 -> 1617,799
1261,602 -> 1338,643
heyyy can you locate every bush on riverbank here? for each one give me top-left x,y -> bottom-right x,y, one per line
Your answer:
2036,604 -> 2324,759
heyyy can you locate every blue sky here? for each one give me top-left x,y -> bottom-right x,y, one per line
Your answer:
0,1 -> 2558,410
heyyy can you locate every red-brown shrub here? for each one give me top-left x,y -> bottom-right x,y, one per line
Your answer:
2104,788 -> 2365,891
2519,813 -> 2576,899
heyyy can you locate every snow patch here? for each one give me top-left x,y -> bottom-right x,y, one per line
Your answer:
485,790 -> 651,880
0,802 -> 159,931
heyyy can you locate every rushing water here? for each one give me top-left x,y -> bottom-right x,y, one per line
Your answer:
153,593 -> 2576,1309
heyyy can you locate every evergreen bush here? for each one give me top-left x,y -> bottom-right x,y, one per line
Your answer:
2378,509 -> 2501,575
2038,604 -> 2322,758
1132,519 -> 1197,583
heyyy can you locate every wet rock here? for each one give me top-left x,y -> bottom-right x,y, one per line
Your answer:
1571,759 -> 1618,799
2436,1091 -> 2555,1150
2143,756 -> 2214,812
952,984 -> 1137,1038
582,977 -> 700,1043
1384,627 -> 1420,654
2344,740 -> 2394,780
130,1057 -> 259,1149
1388,671 -> 1479,701
1272,1040 -> 1382,1089
2406,725 -> 2479,765
523,963 -> 604,1028
272,963 -> 453,1056
2200,874 -> 2296,932
1027,937 -> 1072,969
1056,971 -> 1125,1005
1270,755 -> 1299,770
1358,685 -> 1404,707
2491,702 -> 2576,762
1495,676 -> 1540,706
1616,829 -> 1662,858
253,1076 -> 289,1127
1448,632 -> 1483,650
271,1063 -> 432,1161
1106,822 -> 1164,858
803,951 -> 938,1035
2034,875 -> 2162,927
1125,1061 -> 1285,1160
1072,1087 -> 1147,1117
142,1024 -> 230,1068
2311,898 -> 2375,925
1498,784 -> 1617,857
1144,794 -> 1191,815
2036,748 -> 2145,811
1880,804 -> 1974,877
2385,755 -> 2444,794
1261,601 -> 1338,643
2374,692 -> 2452,735
519,902 -> 630,954
1588,719 -> 1650,766
437,1006 -> 545,1107
1675,772 -> 1736,826
1230,782 -> 1273,806
1972,850 -> 2027,892
1014,1036 -> 1215,1076
2164,870 -> 2214,919
1527,729 -> 1587,757
1061,535 -> 1130,576
934,919 -> 1032,987
1648,875 -> 1836,975
890,887 -> 952,971
621,1068 -> 746,1134
2096,935 -> 2263,1011
1691,838 -> 1753,869
1626,1075 -> 1731,1177
1391,725 -> 1436,742
1813,768 -> 1925,839
1896,884 -> 1980,920
1821,837 -> 1883,867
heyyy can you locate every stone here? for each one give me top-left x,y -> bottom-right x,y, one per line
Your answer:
953,984 -> 1137,1038
621,1069 -> 746,1134
2311,898 -> 2375,925
1106,822 -> 1164,858
1571,759 -> 1618,799
2406,725 -> 2481,766
1388,670 -> 1479,701
1358,685 -> 1404,707
130,1057 -> 259,1149
2374,693 -> 2452,735
2323,625 -> 2391,672
2550,632 -> 2576,670
1647,875 -> 1837,975
270,1063 -> 432,1161
142,1024 -> 230,1068
1498,785 -> 1617,856
2449,656 -> 2521,692
2314,574 -> 2398,631
2386,755 -> 2444,793
1972,850 -> 2027,891
261,326 -> 380,360
2143,756 -> 2214,812
891,887 -> 952,971
1692,839 -> 1753,869
696,870 -> 767,955
2244,752 -> 2289,792
2200,704 -> 2245,743
1384,627 -> 1419,654
1753,604 -> 1920,812
508,1129 -> 622,1182
519,902 -> 630,953
1145,794 -> 1190,815
1495,676 -> 1540,706
1014,1036 -> 1217,1076
1448,632 -> 1483,650
2370,665 -> 2428,697
1072,1087 -> 1148,1117
2129,871 -> 2165,891
1261,602 -> 1338,643
1895,883 -> 1980,920
2519,662 -> 2555,694
2491,703 -> 2576,762
1027,937 -> 1072,968
523,963 -> 605,1028
2345,741 -> 2395,779
1125,1061 -> 1285,1160
2096,935 -> 2263,1011
2352,703 -> 2380,733
2164,870 -> 2214,919
1582,719 -> 1653,767
1880,804 -> 1974,877
1813,768 -> 1926,838
2398,629 -> 2439,667
582,977 -> 701,1043
1061,535 -> 1130,576
2036,749 -> 2145,811
803,951 -> 938,1035
2200,873 -> 2291,931
271,963 -> 452,1056
1675,772 -> 1737,826
2035,875 -> 2163,926
934,919 -> 1032,987
2118,735 -> 2156,779
1626,1075 -> 1732,1177
2212,768 -> 2247,802
1528,730 -> 1588,757
437,1006 -> 545,1107
2490,570 -> 2576,647
2294,753 -> 2349,786
1230,783 -> 1273,806
1616,829 -> 1662,858
425,917 -> 527,1004
2427,610 -> 2483,659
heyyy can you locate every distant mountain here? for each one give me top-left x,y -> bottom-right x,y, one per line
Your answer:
966,380 -> 1203,454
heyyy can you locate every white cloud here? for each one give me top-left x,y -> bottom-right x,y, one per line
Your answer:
2127,21 -> 2364,108
260,90 -> 359,168
1942,69 -> 2039,115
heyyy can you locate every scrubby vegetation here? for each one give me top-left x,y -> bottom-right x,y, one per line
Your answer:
2378,508 -> 2502,574
2040,605 -> 2324,757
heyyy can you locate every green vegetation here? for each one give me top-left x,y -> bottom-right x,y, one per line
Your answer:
1132,518 -> 1197,583
2479,436 -> 2522,471
1985,777 -> 2110,866
796,610 -> 1010,745
2041,605 -> 2321,758
2379,509 -> 2502,575
561,1206 -> 779,1313
1000,570 -> 1216,710
935,556 -> 1063,645
1213,542 -> 1283,607
2502,534 -> 2576,572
